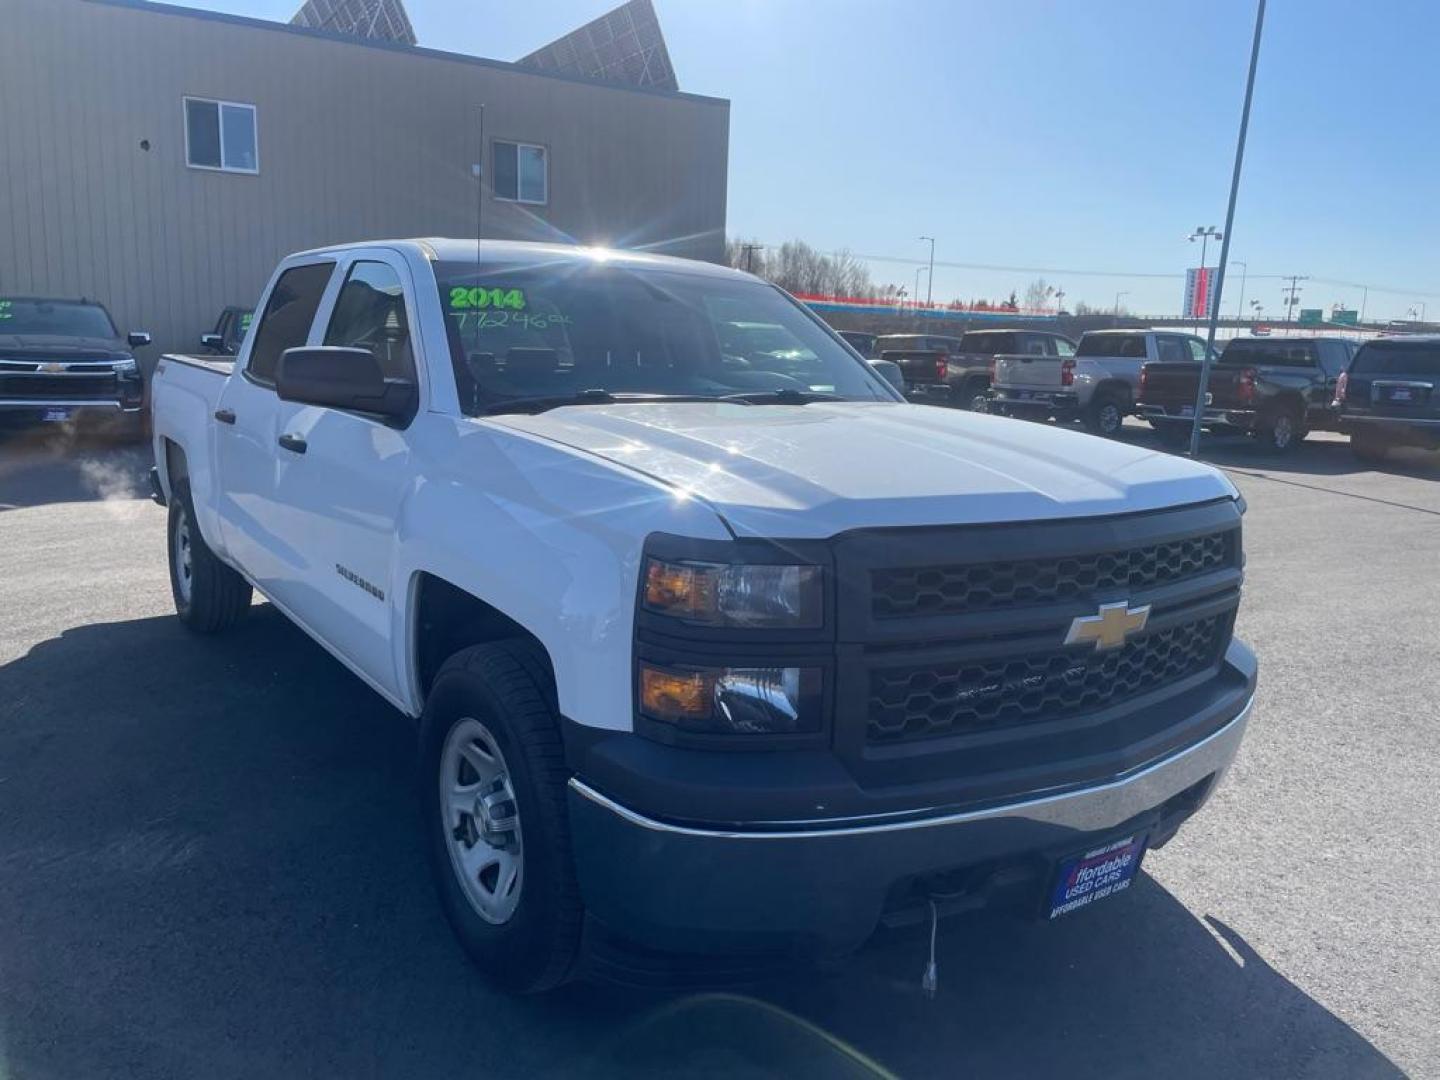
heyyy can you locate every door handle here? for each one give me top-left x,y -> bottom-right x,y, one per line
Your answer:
214,408 -> 236,425
277,433 -> 307,454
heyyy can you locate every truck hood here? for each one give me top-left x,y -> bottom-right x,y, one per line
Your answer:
0,334 -> 128,358
487,401 -> 1237,538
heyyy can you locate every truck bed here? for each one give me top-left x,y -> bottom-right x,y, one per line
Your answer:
993,352 -> 1063,391
1140,362 -> 1247,411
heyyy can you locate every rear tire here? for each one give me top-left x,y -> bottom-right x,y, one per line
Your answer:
1255,404 -> 1303,454
420,640 -> 582,994
959,379 -> 990,413
1083,392 -> 1127,438
168,479 -> 252,633
1153,422 -> 1191,450
1351,431 -> 1391,465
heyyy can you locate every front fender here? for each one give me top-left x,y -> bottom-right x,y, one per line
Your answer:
390,417 -> 732,726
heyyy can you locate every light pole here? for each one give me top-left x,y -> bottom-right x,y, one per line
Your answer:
1231,260 -> 1248,321
1360,286 -> 1369,324
1054,288 -> 1066,314
1250,299 -> 1264,321
1187,226 -> 1223,330
918,236 -> 936,309
914,267 -> 929,312
1114,291 -> 1129,319
1186,0 -> 1266,458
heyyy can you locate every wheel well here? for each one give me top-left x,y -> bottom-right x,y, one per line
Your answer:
1093,380 -> 1132,406
163,438 -> 188,494
413,573 -> 555,701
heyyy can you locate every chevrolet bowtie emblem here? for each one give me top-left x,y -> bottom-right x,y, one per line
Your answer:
39,362 -> 66,373
1064,601 -> 1151,651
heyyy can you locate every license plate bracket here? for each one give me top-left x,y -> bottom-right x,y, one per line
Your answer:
1046,832 -> 1148,920
41,407 -> 73,423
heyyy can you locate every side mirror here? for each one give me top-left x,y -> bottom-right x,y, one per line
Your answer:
128,331 -> 152,348
276,346 -> 417,424
200,332 -> 224,352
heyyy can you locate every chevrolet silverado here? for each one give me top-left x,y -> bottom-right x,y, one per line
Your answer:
149,240 -> 1256,992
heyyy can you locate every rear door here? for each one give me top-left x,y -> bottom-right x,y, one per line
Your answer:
265,251 -> 423,693
214,259 -> 337,588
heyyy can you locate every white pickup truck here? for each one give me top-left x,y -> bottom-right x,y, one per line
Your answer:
149,239 -> 1256,991
991,329 -> 1213,437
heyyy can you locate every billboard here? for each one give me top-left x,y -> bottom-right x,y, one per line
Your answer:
1183,268 -> 1219,319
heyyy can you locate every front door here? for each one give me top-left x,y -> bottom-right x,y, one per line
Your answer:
266,254 -> 422,695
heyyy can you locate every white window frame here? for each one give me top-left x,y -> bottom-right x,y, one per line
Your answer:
183,97 -> 260,175
492,139 -> 548,205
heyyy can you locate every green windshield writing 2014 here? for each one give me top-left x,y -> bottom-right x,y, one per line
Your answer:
450,287 -> 527,312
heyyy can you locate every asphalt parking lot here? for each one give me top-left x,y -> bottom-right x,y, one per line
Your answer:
1,422 -> 1437,1079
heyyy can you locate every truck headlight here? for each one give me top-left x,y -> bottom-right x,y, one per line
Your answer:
639,663 -> 821,734
114,357 -> 139,376
642,558 -> 822,628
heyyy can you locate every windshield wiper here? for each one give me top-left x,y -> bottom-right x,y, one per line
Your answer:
721,388 -> 846,405
481,390 -> 751,416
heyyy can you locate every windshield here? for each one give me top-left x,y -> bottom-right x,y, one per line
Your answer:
434,262 -> 894,414
1077,333 -> 1147,358
225,309 -> 254,350
1220,339 -> 1316,366
0,298 -> 117,338
1351,341 -> 1440,375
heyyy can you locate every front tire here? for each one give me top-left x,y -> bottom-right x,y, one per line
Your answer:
167,479 -> 251,632
420,640 -> 582,994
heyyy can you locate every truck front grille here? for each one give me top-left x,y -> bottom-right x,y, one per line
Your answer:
871,530 -> 1232,619
0,374 -> 118,400
867,614 -> 1226,744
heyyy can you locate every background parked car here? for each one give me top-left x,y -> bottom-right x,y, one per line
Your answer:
0,295 -> 150,438
1336,335 -> 1440,463
200,306 -> 253,356
1139,335 -> 1356,452
880,329 -> 1075,412
837,330 -> 905,392
995,330 -> 1209,438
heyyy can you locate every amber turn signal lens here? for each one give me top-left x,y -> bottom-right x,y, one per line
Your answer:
643,560 -> 715,621
640,665 -> 716,721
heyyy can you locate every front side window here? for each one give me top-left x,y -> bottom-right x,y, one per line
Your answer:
435,262 -> 893,415
324,261 -> 415,380
246,262 -> 335,384
493,140 -> 548,204
185,98 -> 258,173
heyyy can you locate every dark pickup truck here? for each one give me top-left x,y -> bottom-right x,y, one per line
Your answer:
200,305 -> 253,356
1336,335 -> 1440,463
1137,335 -> 1357,452
881,329 -> 1076,412
0,296 -> 151,437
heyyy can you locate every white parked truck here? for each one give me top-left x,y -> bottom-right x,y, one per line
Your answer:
991,329 -> 1213,437
149,240 -> 1256,991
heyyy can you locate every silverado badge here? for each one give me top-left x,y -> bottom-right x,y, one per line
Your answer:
1065,601 -> 1151,651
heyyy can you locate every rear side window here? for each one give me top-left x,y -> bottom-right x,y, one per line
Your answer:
1220,339 -> 1317,367
324,261 -> 416,381
1053,338 -> 1076,357
1155,336 -> 1189,363
246,262 -> 335,384
1078,334 -> 1146,358
1350,342 -> 1440,375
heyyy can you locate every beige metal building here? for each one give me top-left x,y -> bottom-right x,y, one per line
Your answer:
0,0 -> 730,354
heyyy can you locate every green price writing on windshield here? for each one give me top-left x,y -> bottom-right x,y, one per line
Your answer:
0,300 -> 12,320
450,287 -> 527,312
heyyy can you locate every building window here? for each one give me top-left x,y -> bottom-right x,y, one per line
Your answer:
493,140 -> 547,204
185,98 -> 259,173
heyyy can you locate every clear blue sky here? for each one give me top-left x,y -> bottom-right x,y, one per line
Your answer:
183,0 -> 1440,319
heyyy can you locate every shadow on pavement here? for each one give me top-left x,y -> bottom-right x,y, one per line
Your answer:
0,607 -> 1405,1079
0,428 -> 153,510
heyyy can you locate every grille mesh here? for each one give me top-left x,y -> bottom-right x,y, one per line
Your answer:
867,615 -> 1225,744
871,531 -> 1232,619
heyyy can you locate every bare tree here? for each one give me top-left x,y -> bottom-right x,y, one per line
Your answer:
1023,278 -> 1053,311
725,237 -> 878,299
